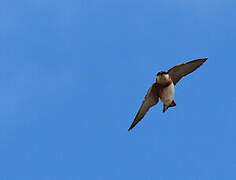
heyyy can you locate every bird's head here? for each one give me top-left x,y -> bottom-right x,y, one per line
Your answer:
156,71 -> 171,85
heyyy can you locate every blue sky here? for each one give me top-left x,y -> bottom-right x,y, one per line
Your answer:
1,0 -> 236,179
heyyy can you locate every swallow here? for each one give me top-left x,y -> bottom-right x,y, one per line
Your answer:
128,58 -> 208,131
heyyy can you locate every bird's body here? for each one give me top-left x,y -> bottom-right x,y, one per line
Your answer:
155,72 -> 176,112
128,58 -> 208,131
159,82 -> 175,108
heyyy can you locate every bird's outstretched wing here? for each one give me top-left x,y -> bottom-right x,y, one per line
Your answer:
168,58 -> 207,85
128,83 -> 159,131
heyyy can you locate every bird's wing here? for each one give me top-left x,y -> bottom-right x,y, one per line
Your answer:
128,83 -> 159,131
168,58 -> 207,85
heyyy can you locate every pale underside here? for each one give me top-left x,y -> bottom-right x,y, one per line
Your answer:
159,82 -> 175,106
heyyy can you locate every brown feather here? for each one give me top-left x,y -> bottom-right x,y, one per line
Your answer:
128,83 -> 160,131
168,58 -> 207,85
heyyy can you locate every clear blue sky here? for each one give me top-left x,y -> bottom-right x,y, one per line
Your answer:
1,0 -> 236,179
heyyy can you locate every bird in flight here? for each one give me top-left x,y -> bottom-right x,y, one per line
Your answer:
128,58 -> 208,131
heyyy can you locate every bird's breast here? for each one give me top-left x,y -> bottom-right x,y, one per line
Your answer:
159,83 -> 175,105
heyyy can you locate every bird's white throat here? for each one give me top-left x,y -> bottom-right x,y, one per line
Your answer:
156,74 -> 170,85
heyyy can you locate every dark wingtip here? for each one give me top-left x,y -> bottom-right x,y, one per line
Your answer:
128,119 -> 137,131
202,57 -> 208,61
